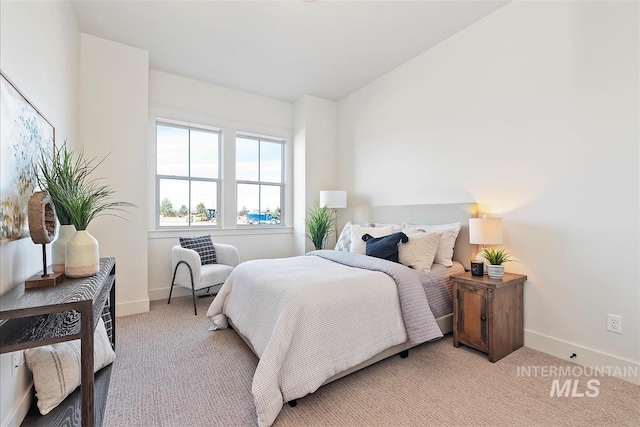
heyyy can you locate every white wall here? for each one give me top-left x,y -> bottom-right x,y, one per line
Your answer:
293,95 -> 339,254
80,34 -> 150,316
147,70 -> 296,301
337,1 -> 639,382
293,97 -> 307,255
0,1 -> 80,425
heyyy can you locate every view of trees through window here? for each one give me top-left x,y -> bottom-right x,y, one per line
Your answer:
156,122 -> 285,228
156,123 -> 219,227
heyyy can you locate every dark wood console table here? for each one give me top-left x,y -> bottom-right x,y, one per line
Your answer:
0,258 -> 116,427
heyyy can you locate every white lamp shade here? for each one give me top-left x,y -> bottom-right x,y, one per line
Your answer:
320,190 -> 347,209
469,217 -> 503,245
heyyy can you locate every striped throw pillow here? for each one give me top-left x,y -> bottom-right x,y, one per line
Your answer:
24,318 -> 115,415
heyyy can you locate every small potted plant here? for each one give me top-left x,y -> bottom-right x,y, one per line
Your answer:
37,143 -> 80,273
37,143 -> 134,277
304,203 -> 335,250
479,248 -> 515,279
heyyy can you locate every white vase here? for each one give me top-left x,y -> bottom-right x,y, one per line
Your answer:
52,224 -> 76,273
487,264 -> 505,280
65,230 -> 100,278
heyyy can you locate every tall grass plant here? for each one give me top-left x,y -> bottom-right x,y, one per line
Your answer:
37,143 -> 134,230
305,203 -> 335,250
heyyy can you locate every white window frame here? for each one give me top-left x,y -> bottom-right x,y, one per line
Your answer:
154,120 -> 222,230
148,107 -> 292,237
236,134 -> 286,228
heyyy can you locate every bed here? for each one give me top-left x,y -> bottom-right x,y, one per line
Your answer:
207,203 -> 477,427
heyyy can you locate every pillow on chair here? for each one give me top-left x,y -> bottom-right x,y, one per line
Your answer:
179,235 -> 217,265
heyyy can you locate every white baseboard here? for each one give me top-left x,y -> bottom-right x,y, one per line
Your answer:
115,298 -> 149,317
2,381 -> 32,427
147,285 -> 222,302
148,286 -> 190,302
525,329 -> 640,385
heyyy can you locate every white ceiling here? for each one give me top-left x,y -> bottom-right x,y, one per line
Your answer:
71,0 -> 509,103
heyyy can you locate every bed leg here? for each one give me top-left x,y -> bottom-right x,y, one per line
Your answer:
400,350 -> 409,358
288,400 -> 297,408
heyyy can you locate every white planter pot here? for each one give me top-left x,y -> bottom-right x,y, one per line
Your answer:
51,224 -> 76,273
65,230 -> 100,278
487,264 -> 505,279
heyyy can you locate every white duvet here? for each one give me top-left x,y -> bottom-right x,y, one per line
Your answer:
207,254 -> 428,426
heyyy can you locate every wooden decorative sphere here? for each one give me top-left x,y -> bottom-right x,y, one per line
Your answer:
28,191 -> 57,244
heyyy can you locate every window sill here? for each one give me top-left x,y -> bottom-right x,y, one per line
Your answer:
148,226 -> 294,239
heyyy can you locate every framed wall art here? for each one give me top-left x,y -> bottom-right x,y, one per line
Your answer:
1,70 -> 55,241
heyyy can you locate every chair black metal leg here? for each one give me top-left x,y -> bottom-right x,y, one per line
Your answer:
190,267 -> 198,315
168,264 -> 179,305
170,261 -> 197,314
192,287 -> 198,315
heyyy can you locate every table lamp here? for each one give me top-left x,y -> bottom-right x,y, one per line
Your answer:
469,216 -> 503,275
319,190 -> 347,242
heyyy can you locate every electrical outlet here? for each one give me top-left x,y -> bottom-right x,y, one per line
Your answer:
11,351 -> 23,377
607,314 -> 622,334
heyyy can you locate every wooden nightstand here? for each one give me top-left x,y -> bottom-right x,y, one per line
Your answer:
451,271 -> 527,362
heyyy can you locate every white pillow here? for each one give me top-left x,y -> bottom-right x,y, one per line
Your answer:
334,221 -> 352,251
24,318 -> 116,415
374,223 -> 403,233
402,222 -> 461,267
349,225 -> 393,254
398,230 -> 442,272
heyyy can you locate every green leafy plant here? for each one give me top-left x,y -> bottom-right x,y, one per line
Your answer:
36,143 -> 135,230
36,143 -> 76,225
305,203 -> 335,250
479,248 -> 515,265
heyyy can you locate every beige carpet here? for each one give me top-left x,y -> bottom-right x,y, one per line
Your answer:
104,297 -> 639,427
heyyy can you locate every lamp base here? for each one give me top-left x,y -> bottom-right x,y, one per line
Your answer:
25,271 -> 64,289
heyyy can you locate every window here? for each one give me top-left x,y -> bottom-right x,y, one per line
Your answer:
236,136 -> 284,225
153,116 -> 289,232
156,123 -> 220,228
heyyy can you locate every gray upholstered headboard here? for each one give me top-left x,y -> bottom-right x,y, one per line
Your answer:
342,203 -> 478,271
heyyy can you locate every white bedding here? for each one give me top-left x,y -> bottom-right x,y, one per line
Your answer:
207,253 -> 440,426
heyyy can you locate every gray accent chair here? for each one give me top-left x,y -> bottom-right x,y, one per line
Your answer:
169,243 -> 240,315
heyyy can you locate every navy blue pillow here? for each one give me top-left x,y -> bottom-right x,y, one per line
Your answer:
362,232 -> 409,263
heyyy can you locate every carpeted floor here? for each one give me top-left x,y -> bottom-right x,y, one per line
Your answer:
103,297 -> 640,427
